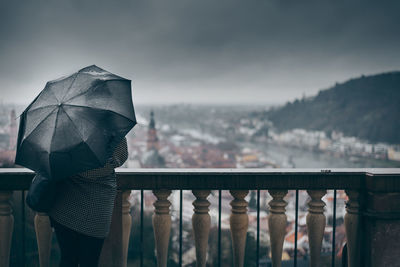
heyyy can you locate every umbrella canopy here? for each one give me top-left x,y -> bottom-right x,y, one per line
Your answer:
15,65 -> 136,180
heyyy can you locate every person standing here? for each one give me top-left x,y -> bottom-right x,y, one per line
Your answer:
48,137 -> 128,267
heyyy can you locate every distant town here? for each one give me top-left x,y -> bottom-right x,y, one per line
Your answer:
1,102 -> 400,265
1,103 -> 399,169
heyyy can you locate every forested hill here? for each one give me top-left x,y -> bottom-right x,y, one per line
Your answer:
266,71 -> 400,144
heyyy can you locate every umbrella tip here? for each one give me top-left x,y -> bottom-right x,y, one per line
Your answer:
79,65 -> 107,73
79,64 -> 96,70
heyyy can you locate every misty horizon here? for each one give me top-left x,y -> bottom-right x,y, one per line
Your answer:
1,70 -> 399,108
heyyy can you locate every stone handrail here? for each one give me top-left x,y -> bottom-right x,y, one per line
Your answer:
1,168 -> 400,267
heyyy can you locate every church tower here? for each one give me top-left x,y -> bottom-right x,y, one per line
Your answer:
147,110 -> 159,151
142,110 -> 165,167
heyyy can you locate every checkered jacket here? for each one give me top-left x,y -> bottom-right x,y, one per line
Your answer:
48,138 -> 128,238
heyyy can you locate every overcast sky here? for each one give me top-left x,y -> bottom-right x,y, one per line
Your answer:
1,0 -> 399,105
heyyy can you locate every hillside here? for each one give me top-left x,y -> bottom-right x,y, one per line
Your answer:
266,72 -> 400,144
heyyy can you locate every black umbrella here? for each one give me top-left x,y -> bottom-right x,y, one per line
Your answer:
15,65 -> 136,180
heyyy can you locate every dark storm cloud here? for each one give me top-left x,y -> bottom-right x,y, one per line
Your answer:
1,0 -> 400,104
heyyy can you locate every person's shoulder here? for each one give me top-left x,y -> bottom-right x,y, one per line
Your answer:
115,137 -> 128,152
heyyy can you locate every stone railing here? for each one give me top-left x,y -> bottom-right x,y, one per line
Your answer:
1,168 -> 400,267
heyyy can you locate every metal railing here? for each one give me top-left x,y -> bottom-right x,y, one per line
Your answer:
1,168 -> 400,267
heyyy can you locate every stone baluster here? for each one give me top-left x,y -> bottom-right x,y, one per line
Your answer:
229,190 -> 249,267
35,213 -> 52,267
344,190 -> 361,267
306,190 -> 326,267
100,190 -> 123,266
152,190 -> 172,267
122,190 -> 132,267
192,190 -> 211,267
0,191 -> 13,267
268,190 -> 288,267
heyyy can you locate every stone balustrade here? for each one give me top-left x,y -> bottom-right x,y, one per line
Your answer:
1,168 -> 400,267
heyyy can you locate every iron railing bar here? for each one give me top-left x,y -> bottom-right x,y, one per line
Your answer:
179,190 -> 183,267
140,189 -> 144,267
22,190 -> 26,267
294,190 -> 299,267
332,189 -> 337,267
257,190 -> 260,267
218,189 -> 222,267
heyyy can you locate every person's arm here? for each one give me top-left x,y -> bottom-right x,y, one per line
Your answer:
110,137 -> 128,168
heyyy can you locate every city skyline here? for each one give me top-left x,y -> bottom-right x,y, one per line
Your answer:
1,0 -> 400,105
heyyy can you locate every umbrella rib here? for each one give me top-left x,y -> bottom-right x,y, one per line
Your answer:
62,103 -> 136,123
60,73 -> 79,102
61,105 -> 111,141
62,78 -> 126,104
46,81 -> 62,103
63,80 -> 105,103
20,90 -> 45,118
22,107 -> 58,142
20,83 -> 60,118
60,107 -> 103,166
27,104 -> 58,114
47,108 -> 62,178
